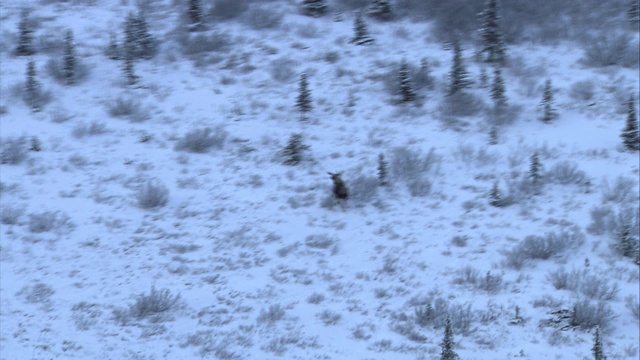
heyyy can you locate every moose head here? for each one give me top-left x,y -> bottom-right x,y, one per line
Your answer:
328,172 -> 348,200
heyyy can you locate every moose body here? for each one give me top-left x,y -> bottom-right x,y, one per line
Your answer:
328,172 -> 348,200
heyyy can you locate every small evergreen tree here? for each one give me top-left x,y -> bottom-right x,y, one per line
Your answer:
488,123 -> 498,145
628,0 -> 640,27
440,318 -> 459,360
479,67 -> 489,88
616,223 -> 639,259
489,180 -> 502,206
592,326 -> 605,360
24,61 -> 42,111
62,29 -> 76,85
124,11 -> 157,60
106,32 -> 120,60
377,153 -> 388,186
300,0 -> 327,17
15,8 -> 35,56
283,133 -> 309,165
478,0 -> 506,64
621,95 -> 639,151
490,66 -> 507,109
540,79 -> 557,123
187,0 -> 204,31
448,38 -> 472,96
368,0 -> 393,21
296,73 -> 312,120
350,12 -> 374,45
398,59 -> 416,103
529,152 -> 542,195
30,136 -> 42,152
123,45 -> 138,86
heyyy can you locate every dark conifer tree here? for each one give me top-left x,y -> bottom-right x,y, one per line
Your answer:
592,326 -> 605,360
398,59 -> 416,103
283,133 -> 309,165
448,38 -> 472,96
478,0 -> 506,65
488,124 -> 498,145
628,0 -> 640,27
489,180 -> 503,206
296,73 -> 312,120
529,152 -> 542,195
621,95 -> 639,151
440,318 -> 459,360
368,0 -> 393,21
491,67 -> 507,109
377,153 -> 388,186
24,61 -> 42,111
300,0 -> 327,17
106,32 -> 120,60
187,0 -> 204,31
479,67 -> 489,88
15,8 -> 35,56
540,79 -> 557,123
350,12 -> 374,45
123,44 -> 138,86
124,11 -> 157,60
63,29 -> 76,85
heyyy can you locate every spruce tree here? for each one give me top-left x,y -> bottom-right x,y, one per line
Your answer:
15,8 -> 35,56
616,223 -> 638,259
106,32 -> 120,60
592,326 -> 605,360
488,124 -> 498,145
440,318 -> 459,360
296,73 -> 312,120
124,11 -> 157,60
448,38 -> 472,96
377,153 -> 388,186
350,12 -> 374,45
478,0 -> 506,65
24,61 -> 42,111
187,0 -> 204,31
621,95 -> 639,151
529,152 -> 542,195
123,44 -> 138,86
489,180 -> 502,206
283,133 -> 309,165
368,0 -> 393,21
62,29 -> 76,85
540,79 -> 557,123
628,0 -> 640,27
479,67 -> 489,88
490,66 -> 507,109
300,0 -> 327,17
398,59 -> 416,103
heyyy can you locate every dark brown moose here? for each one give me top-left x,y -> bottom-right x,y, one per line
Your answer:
328,172 -> 348,200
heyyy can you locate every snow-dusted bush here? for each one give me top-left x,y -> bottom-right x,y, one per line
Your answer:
245,6 -> 283,29
211,0 -> 250,20
587,205 -> 639,238
270,57 -> 298,83
177,31 -> 231,56
412,297 -> 475,335
570,299 -> 616,331
503,228 -> 586,269
548,267 -> 620,301
1,136 -> 29,165
28,211 -> 65,233
317,309 -> 341,325
174,127 -> 228,153
569,79 -> 596,102
18,282 -> 55,304
136,180 -> 169,209
305,234 -> 335,249
307,292 -> 325,304
106,95 -> 148,122
548,161 -> 587,185
348,175 -> 379,204
390,146 -> 440,181
1,205 -> 25,225
601,176 -> 637,204
407,176 -> 431,197
113,287 -> 182,324
71,120 -> 108,138
439,92 -> 485,123
257,304 -> 286,325
580,32 -> 634,68
626,295 -> 640,321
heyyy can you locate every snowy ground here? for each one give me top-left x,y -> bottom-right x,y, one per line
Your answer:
1,1 -> 639,359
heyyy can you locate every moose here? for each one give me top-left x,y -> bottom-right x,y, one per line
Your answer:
328,172 -> 348,200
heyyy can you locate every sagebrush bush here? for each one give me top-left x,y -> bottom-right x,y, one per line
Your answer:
137,180 -> 169,209
1,136 -> 29,165
114,287 -> 181,324
174,127 -> 228,153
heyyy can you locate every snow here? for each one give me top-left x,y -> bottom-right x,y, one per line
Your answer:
1,1 -> 639,359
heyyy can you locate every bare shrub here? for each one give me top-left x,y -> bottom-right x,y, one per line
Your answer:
626,295 -> 640,321
307,293 -> 325,304
453,265 -> 479,285
450,235 -> 468,247
569,79 -> 596,102
547,267 -> 578,291
439,91 -> 485,118
270,57 -> 298,83
478,271 -> 504,294
1,205 -> 25,225
114,287 -> 182,324
412,296 -> 475,335
257,304 -> 285,325
390,146 -> 441,182
348,175 -> 379,204
317,309 -> 341,325
1,136 -> 29,165
177,31 -> 231,56
588,205 -> 639,238
174,127 -> 228,153
72,120 -> 108,138
136,180 -> 169,209
305,234 -> 335,249
580,32 -> 633,68
106,95 -> 149,122
244,6 -> 283,29
28,211 -> 64,233
579,272 -> 619,301
18,282 -> 55,304
601,176 -> 637,204
570,299 -> 617,331
504,228 -> 585,268
548,161 -> 587,185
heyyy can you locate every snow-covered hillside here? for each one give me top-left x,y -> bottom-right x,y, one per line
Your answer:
1,0 -> 639,359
